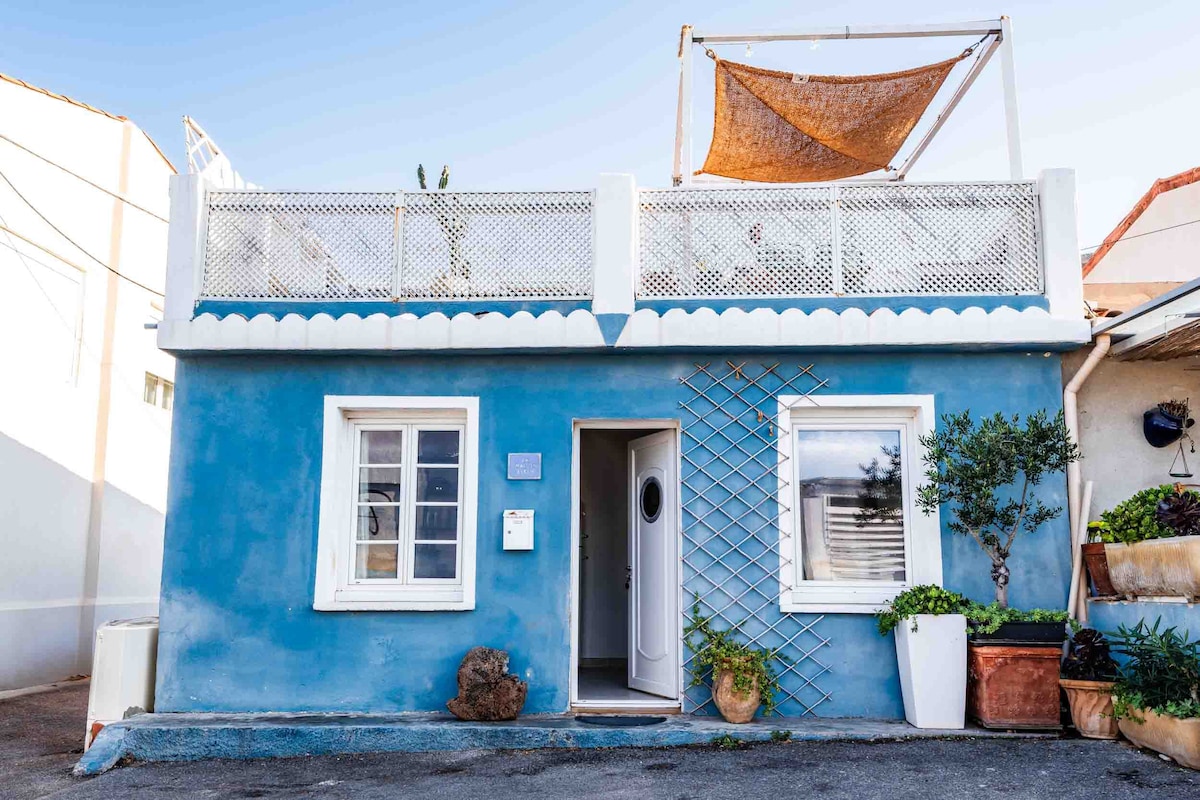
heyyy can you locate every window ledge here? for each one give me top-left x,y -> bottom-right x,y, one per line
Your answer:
316,589 -> 473,612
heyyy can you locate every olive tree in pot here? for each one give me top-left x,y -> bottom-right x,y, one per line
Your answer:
685,601 -> 783,723
876,585 -> 971,729
1060,628 -> 1120,739
1109,618 -> 1200,769
917,410 -> 1080,729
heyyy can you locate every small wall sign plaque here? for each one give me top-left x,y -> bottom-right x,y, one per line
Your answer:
507,453 -> 542,480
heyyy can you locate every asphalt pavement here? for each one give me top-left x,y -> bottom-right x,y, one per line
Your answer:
3,683 -> 1198,799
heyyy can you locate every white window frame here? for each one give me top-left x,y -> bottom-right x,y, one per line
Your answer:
777,394 -> 941,614
314,396 -> 479,611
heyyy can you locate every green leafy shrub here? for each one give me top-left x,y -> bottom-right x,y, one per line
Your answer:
1061,628 -> 1119,681
918,410 -> 1079,607
1098,485 -> 1186,544
685,600 -> 784,715
964,602 -> 1072,635
1108,619 -> 1200,721
875,585 -> 971,635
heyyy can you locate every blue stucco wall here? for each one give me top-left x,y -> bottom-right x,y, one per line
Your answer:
1087,600 -> 1199,639
157,350 -> 1072,719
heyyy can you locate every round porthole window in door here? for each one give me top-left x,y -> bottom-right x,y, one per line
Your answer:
640,476 -> 663,523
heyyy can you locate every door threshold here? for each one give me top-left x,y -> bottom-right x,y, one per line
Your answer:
571,700 -> 682,715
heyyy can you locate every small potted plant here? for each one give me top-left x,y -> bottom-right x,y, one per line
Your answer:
1060,628 -> 1120,739
1098,484 -> 1200,599
1142,399 -> 1192,448
1109,618 -> 1200,769
918,409 -> 1080,729
685,601 -> 782,723
876,585 -> 970,729
1082,521 -> 1116,597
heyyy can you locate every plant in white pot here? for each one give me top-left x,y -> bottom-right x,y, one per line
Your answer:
876,585 -> 971,729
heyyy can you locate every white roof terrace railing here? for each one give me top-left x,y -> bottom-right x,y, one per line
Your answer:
199,189 -> 596,301
638,182 -> 1042,299
167,170 -> 1080,318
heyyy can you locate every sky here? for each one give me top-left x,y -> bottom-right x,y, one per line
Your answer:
5,0 -> 1197,247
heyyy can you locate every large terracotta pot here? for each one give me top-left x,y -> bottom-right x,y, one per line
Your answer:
1105,536 -> 1200,600
1059,678 -> 1118,739
967,643 -> 1062,730
712,669 -> 760,724
1081,542 -> 1116,597
1119,709 -> 1200,770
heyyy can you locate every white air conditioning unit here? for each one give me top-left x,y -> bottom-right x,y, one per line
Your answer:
84,617 -> 158,750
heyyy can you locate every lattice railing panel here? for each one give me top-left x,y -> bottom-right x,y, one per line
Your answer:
639,182 -> 1041,298
680,361 -> 832,717
199,191 -> 594,301
399,191 -> 593,299
837,182 -> 1041,295
640,188 -> 835,298
202,192 -> 397,299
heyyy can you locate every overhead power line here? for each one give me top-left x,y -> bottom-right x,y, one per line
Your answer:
1081,217 -> 1200,255
0,167 -> 164,296
0,131 -> 170,223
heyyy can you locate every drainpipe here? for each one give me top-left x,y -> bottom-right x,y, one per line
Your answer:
1063,333 -> 1111,621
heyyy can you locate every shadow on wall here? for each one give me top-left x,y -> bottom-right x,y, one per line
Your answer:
0,432 -> 162,691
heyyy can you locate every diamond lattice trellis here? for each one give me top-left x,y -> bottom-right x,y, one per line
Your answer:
680,361 -> 833,716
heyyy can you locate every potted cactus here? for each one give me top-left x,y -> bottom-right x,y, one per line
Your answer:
1060,628 -> 1120,739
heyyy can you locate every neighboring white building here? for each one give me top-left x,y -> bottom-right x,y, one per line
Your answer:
0,73 -> 175,689
1082,166 -> 1200,314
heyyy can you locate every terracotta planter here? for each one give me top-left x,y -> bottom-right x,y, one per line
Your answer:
1105,536 -> 1200,600
1119,709 -> 1200,770
1059,678 -> 1118,739
1081,542 -> 1116,597
711,669 -> 760,724
967,643 -> 1062,730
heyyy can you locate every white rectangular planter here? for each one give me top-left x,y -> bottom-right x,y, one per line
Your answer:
894,613 -> 967,729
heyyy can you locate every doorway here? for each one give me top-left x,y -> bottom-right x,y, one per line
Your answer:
572,423 -> 680,710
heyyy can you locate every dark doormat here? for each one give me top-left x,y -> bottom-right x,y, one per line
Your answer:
576,715 -> 667,727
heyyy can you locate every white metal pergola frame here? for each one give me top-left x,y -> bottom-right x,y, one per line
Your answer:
673,17 -> 1023,186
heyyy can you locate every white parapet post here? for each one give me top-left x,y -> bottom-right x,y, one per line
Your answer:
162,173 -> 208,323
592,173 -> 638,315
1038,168 -> 1084,321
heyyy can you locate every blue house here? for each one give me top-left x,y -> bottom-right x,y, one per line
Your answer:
150,166 -> 1089,720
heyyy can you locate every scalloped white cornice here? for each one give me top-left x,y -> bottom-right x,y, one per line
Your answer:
157,307 -> 1090,353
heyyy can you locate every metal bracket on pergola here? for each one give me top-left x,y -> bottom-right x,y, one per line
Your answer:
673,17 -> 1023,186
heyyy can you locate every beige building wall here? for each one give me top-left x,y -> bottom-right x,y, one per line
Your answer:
1065,346 -> 1200,521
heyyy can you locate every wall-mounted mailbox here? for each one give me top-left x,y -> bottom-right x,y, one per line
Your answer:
503,509 -> 535,551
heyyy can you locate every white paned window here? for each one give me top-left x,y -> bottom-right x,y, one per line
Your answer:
777,395 -> 941,613
315,397 -> 479,611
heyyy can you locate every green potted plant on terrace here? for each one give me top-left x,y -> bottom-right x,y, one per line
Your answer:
917,409 -> 1080,729
1096,484 -> 1200,599
1109,618 -> 1200,769
685,601 -> 783,723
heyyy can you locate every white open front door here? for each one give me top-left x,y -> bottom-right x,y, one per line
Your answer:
627,430 -> 678,699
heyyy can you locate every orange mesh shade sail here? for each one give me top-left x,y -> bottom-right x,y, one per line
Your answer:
699,54 -> 966,183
